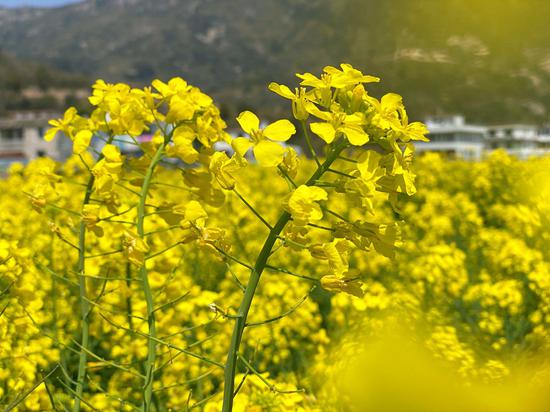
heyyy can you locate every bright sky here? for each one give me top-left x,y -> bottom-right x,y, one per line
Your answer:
0,0 -> 82,7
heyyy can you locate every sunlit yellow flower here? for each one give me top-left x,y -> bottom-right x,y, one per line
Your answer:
307,103 -> 369,145
25,184 -> 49,212
286,185 -> 327,226
320,275 -> 364,298
182,200 -> 208,223
367,92 -> 407,131
232,111 -> 296,167
297,63 -> 379,90
310,240 -> 352,277
268,83 -> 310,120
92,144 -> 124,196
209,151 -> 246,190
82,204 -> 104,237
44,107 -> 78,141
278,147 -> 300,180
73,130 -> 93,155
165,126 -> 199,164
123,230 -> 149,266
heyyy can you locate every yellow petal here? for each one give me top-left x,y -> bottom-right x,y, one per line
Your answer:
381,93 -> 403,110
236,111 -> 260,135
253,140 -> 285,167
184,200 -> 208,222
44,127 -> 58,142
268,82 -> 295,100
296,72 -> 326,89
310,122 -> 336,144
344,113 -> 365,125
292,185 -> 328,202
152,79 -> 170,96
102,144 -> 122,162
341,125 -> 369,146
168,135 -> 199,164
167,95 -> 195,123
168,77 -> 188,91
263,119 -> 296,142
357,150 -> 382,180
320,275 -> 364,298
62,107 -> 77,122
305,103 -> 332,121
73,130 -> 93,155
231,137 -> 253,157
405,122 -> 430,142
286,185 -> 327,225
323,65 -> 340,75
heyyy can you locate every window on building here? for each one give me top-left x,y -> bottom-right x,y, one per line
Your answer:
430,133 -> 454,142
36,150 -> 47,158
0,128 -> 23,140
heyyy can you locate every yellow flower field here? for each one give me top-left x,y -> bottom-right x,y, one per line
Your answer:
1,65 -> 550,411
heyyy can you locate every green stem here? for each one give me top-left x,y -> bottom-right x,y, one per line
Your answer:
221,140 -> 346,411
73,136 -> 114,412
126,262 -> 134,331
5,365 -> 60,412
137,142 -> 168,411
233,188 -> 273,230
301,120 -> 321,166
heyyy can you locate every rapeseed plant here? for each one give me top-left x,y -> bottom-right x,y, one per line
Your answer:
1,65 -> 549,412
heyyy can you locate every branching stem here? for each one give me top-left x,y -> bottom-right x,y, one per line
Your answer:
73,135 -> 114,412
137,141 -> 169,411
221,139 -> 347,411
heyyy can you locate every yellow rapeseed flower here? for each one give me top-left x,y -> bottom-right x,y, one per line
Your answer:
232,111 -> 296,167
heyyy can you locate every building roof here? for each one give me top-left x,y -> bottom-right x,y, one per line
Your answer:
426,124 -> 487,134
425,115 -> 487,135
487,124 -> 538,131
0,111 -> 59,129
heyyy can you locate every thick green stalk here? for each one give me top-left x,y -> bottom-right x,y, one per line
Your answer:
73,137 -> 113,412
137,142 -> 167,411
221,141 -> 346,411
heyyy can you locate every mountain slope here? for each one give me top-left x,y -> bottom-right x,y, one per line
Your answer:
1,0 -> 549,123
0,51 -> 89,114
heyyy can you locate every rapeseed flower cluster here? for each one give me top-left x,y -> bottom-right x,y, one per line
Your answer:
1,65 -> 549,411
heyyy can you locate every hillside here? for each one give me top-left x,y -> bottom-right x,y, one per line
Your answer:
1,0 -> 550,123
0,51 -> 89,114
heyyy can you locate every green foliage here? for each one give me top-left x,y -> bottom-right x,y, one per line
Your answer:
0,51 -> 89,114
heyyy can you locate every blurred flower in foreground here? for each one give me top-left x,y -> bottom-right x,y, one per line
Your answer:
313,318 -> 550,412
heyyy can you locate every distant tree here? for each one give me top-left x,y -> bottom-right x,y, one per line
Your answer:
36,66 -> 54,91
4,72 -> 23,92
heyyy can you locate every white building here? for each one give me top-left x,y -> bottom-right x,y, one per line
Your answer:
533,125 -> 550,154
415,115 -> 487,160
0,111 -> 70,171
486,124 -> 542,159
415,115 -> 550,160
